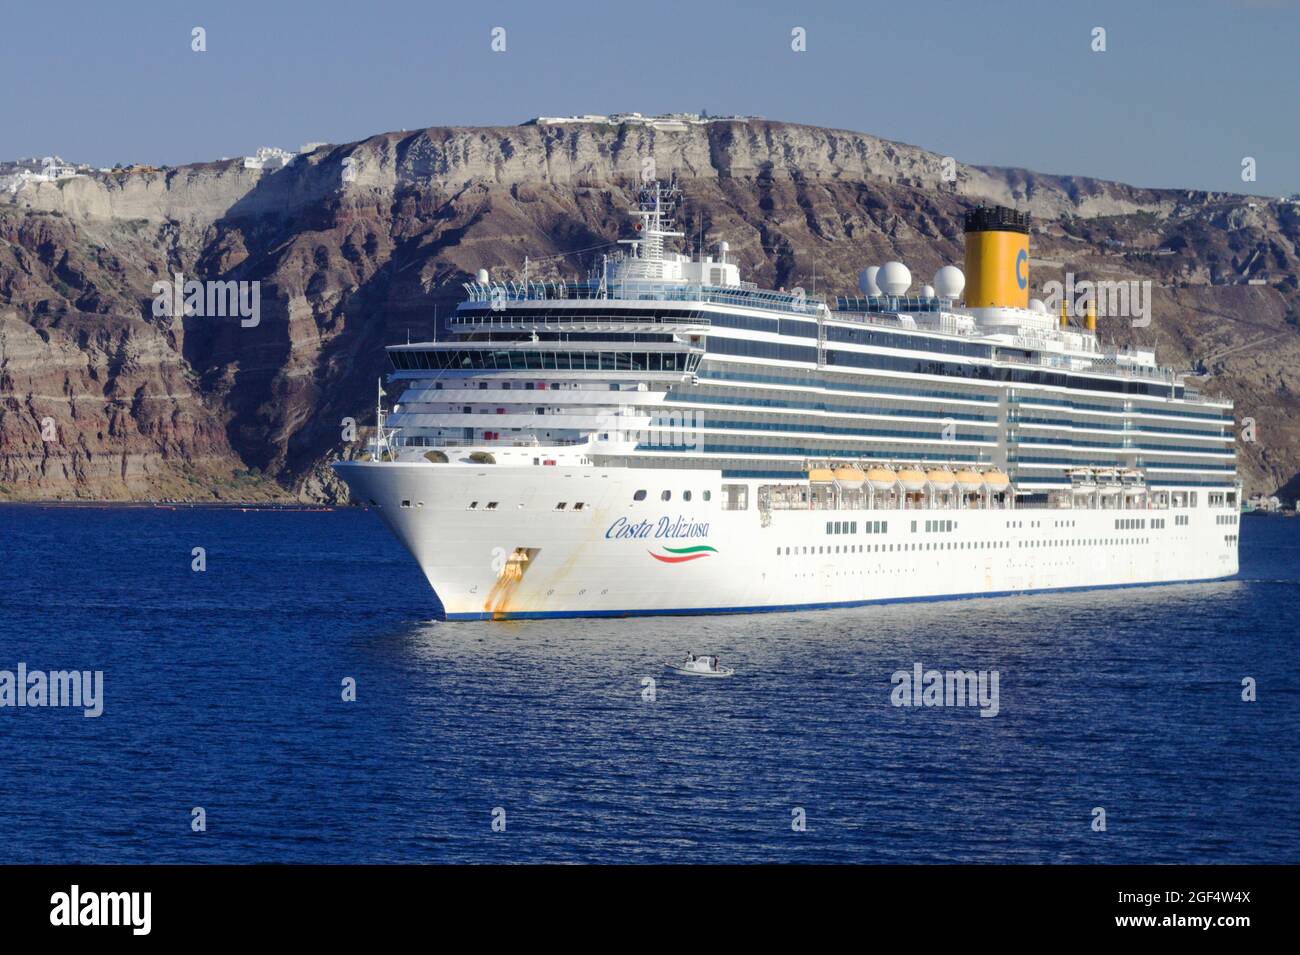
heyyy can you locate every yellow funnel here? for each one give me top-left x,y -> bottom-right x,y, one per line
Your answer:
964,206 -> 1031,310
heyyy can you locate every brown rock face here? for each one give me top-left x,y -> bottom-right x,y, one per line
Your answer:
2,120 -> 1298,501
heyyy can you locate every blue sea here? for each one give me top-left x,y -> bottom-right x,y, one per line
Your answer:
0,504 -> 1295,864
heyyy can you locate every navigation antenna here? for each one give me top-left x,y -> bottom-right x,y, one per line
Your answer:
374,377 -> 389,460
617,179 -> 685,279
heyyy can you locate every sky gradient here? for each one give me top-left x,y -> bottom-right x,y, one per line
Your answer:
2,0 -> 1297,195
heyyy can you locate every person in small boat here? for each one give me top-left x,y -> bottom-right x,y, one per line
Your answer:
686,651 -> 695,663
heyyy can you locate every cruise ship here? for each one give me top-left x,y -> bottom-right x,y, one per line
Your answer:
334,183 -> 1240,620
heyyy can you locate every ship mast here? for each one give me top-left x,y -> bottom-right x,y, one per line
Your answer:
375,377 -> 388,459
615,180 -> 685,281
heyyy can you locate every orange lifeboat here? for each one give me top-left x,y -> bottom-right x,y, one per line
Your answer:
833,467 -> 867,490
926,467 -> 956,489
983,470 -> 1010,489
866,466 -> 897,490
897,467 -> 927,491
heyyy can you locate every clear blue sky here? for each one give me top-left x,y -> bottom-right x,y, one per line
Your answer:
2,0 -> 1296,195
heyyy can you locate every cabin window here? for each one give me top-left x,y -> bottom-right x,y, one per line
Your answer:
400,500 -> 411,508
683,491 -> 692,502
703,491 -> 712,502
661,491 -> 672,502
486,502 -> 498,510
468,501 -> 478,509
574,502 -> 585,511
556,502 -> 567,510
633,490 -> 647,501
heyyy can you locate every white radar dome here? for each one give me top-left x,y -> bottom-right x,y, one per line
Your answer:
878,261 -> 912,296
476,268 -> 490,283
1029,298 -> 1047,313
858,266 -> 882,296
933,265 -> 965,300
920,284 -> 936,299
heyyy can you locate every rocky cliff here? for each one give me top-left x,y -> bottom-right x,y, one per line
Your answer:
2,120 -> 1298,502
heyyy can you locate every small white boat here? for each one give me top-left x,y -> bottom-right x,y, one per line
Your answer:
666,653 -> 734,678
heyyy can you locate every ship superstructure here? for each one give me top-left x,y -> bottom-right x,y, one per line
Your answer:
334,183 -> 1239,619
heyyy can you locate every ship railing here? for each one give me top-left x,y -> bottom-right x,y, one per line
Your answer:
448,312 -> 712,330
833,295 -> 950,313
460,279 -> 825,316
396,437 -> 585,449
822,309 -> 977,336
994,350 -> 1182,383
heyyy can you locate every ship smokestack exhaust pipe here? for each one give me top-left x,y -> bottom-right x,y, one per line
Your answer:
963,206 -> 1031,310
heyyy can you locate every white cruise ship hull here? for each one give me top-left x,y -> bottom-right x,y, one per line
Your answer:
336,461 -> 1239,620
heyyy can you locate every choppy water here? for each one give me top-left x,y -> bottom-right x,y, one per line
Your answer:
0,504 -> 1295,863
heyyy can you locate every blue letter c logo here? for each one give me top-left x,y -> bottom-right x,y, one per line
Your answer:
1015,249 -> 1028,290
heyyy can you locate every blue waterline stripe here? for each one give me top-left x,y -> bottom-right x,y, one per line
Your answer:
443,573 -> 1237,621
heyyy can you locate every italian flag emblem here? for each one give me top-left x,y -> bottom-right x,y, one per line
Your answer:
648,545 -> 717,563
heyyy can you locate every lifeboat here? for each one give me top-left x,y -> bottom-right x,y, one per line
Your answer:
866,466 -> 898,490
897,467 -> 928,491
955,468 -> 984,491
833,467 -> 866,490
926,467 -> 956,489
1096,468 -> 1120,484
982,470 -> 1010,489
808,468 -> 836,483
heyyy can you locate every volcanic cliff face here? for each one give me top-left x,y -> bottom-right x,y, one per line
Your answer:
2,120 -> 1298,502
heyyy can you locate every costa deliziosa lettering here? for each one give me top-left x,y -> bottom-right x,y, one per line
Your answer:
605,515 -> 711,540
